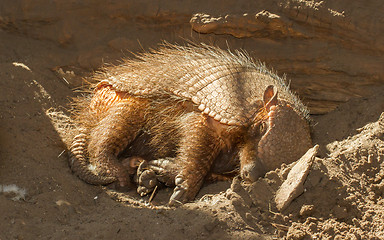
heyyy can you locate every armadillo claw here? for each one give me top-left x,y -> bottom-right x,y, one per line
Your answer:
169,184 -> 187,207
168,175 -> 197,206
135,159 -> 148,183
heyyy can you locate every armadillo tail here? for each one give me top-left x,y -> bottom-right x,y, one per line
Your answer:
69,132 -> 116,185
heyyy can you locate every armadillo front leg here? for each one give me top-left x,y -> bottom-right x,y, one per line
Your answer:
87,97 -> 147,187
169,113 -> 222,206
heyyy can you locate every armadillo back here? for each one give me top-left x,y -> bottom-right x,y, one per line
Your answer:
94,44 -> 309,126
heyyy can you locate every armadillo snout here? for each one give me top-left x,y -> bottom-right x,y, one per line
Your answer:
240,162 -> 265,182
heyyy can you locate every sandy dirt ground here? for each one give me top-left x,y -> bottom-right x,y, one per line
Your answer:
1,1 -> 384,239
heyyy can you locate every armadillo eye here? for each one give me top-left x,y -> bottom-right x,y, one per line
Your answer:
259,122 -> 268,135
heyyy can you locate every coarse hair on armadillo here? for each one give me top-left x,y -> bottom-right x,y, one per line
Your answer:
93,42 -> 309,126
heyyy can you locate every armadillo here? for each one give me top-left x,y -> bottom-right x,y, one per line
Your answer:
69,43 -> 312,205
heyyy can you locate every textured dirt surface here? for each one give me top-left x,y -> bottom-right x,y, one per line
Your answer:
1,1 -> 384,239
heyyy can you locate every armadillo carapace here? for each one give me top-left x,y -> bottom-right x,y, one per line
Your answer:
69,43 -> 312,205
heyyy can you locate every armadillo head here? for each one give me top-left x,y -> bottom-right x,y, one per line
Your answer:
240,86 -> 312,182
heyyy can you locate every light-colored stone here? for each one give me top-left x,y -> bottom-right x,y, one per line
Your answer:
275,145 -> 319,211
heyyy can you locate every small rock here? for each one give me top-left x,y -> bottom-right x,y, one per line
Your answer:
299,204 -> 314,217
248,179 -> 274,209
230,176 -> 243,193
230,194 -> 243,207
286,226 -> 307,240
264,170 -> 282,188
55,199 -> 71,206
275,145 -> 319,211
230,177 -> 253,207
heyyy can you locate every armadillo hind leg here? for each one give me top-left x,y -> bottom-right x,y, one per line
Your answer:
86,97 -> 148,187
169,112 -> 223,206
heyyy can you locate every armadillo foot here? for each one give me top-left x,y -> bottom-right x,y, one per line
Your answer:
135,160 -> 159,196
146,158 -> 178,186
135,157 -> 179,195
137,170 -> 158,196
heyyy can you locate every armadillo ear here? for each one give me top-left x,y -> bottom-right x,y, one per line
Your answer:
263,85 -> 278,112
